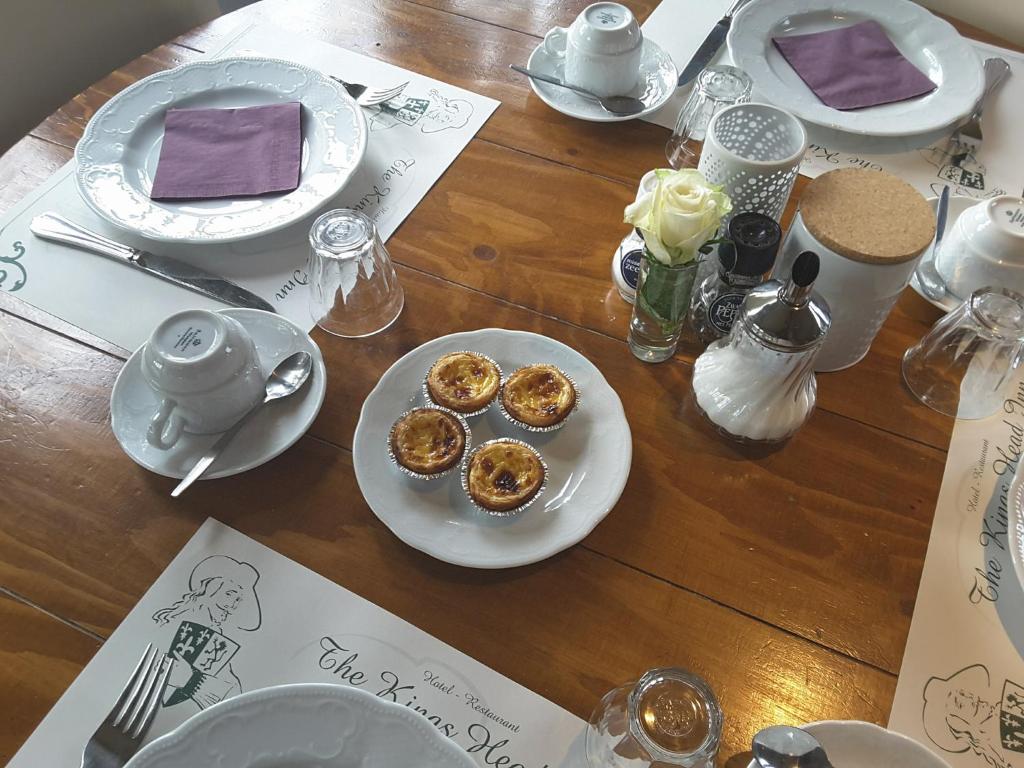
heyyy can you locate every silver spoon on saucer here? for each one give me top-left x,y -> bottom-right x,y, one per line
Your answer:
171,351 -> 313,497
509,64 -> 646,116
752,725 -> 836,768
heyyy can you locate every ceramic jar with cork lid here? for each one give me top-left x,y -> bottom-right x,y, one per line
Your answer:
776,168 -> 936,372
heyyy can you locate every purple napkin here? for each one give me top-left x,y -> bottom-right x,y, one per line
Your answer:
150,102 -> 302,201
772,20 -> 936,111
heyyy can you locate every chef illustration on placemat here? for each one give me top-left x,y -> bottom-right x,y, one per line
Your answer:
151,555 -> 262,711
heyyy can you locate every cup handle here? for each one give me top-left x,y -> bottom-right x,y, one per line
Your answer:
148,398 -> 185,450
543,27 -> 568,59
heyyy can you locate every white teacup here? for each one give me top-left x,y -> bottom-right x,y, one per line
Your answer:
543,2 -> 643,98
934,195 -> 1024,300
141,309 -> 265,450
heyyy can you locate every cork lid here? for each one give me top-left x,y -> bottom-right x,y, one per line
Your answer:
800,168 -> 936,264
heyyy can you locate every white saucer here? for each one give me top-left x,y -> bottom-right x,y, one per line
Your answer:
111,308 -> 326,480
745,721 -> 949,768
525,38 -> 677,123
909,195 -> 977,313
351,328 -> 632,569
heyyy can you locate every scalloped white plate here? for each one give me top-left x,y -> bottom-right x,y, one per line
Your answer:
727,0 -> 983,139
75,56 -> 367,244
745,721 -> 950,768
125,684 -> 475,768
352,329 -> 632,568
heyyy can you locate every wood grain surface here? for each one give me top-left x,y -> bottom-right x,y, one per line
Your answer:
1,0 -> 1019,764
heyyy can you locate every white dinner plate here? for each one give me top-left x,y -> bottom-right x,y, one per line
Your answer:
908,195 -> 977,313
525,38 -> 677,123
125,684 -> 475,768
352,328 -> 632,568
75,56 -> 367,244
746,721 -> 951,768
727,0 -> 983,140
111,308 -> 326,479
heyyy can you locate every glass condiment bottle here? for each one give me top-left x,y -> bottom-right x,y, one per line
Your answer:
691,251 -> 831,443
689,213 -> 781,345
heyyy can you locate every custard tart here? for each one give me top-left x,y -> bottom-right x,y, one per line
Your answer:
389,407 -> 467,477
500,364 -> 577,429
425,352 -> 501,414
464,439 -> 545,513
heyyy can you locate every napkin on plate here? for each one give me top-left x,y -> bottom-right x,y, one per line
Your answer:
150,102 -> 302,200
772,20 -> 936,111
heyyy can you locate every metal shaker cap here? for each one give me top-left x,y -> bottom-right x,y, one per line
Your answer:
740,251 -> 831,351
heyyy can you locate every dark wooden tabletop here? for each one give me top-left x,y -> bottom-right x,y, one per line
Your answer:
1,0 -> 1019,764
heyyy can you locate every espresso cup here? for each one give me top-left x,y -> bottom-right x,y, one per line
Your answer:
141,309 -> 265,450
543,2 -> 643,98
933,196 -> 1024,300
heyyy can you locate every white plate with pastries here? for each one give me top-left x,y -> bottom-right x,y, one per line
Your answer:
352,328 -> 632,568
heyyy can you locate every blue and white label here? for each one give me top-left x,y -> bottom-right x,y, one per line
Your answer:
619,248 -> 642,290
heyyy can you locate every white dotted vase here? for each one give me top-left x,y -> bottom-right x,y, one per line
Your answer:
697,103 -> 808,226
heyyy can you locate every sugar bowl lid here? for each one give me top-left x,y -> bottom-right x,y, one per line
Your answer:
741,251 -> 831,351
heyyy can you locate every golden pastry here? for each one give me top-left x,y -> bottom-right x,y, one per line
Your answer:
466,440 -> 545,512
425,352 -> 501,413
389,408 -> 466,476
501,364 -> 577,428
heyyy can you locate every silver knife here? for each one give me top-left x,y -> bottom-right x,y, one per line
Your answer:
677,0 -> 750,88
30,213 -> 276,313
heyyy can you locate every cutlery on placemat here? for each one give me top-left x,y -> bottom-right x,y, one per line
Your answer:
171,351 -> 313,497
330,77 -> 408,106
82,644 -> 171,768
752,725 -> 835,768
509,64 -> 646,116
677,0 -> 751,88
30,213 -> 276,313
916,185 -> 950,302
946,57 -> 1010,162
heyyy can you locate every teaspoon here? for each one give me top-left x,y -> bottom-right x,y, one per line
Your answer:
509,64 -> 646,116
752,725 -> 836,768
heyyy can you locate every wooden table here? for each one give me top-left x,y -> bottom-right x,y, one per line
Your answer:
1,1 -> 1017,763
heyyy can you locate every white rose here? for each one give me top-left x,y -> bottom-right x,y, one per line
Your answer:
623,168 -> 732,265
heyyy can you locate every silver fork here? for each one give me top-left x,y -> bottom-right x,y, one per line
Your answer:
331,77 -> 409,107
945,57 -> 1011,162
82,644 -> 172,768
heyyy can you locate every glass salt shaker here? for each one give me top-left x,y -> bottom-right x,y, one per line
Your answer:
586,667 -> 723,768
691,251 -> 830,443
689,213 -> 782,345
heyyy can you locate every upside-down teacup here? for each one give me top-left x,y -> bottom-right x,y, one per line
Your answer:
543,2 -> 643,98
934,195 -> 1024,300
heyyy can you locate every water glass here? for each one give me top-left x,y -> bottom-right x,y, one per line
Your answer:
665,65 -> 752,169
586,668 -> 722,768
902,288 -> 1024,419
307,209 -> 404,337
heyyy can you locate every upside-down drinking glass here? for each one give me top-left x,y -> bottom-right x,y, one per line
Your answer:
902,287 -> 1024,419
307,209 -> 404,337
665,65 -> 752,170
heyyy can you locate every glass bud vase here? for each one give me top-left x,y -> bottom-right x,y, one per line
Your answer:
628,252 -> 701,363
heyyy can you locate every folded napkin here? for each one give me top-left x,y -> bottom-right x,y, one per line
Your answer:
772,20 -> 936,111
150,102 -> 302,201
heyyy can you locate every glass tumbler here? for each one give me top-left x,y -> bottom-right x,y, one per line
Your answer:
665,65 -> 752,170
586,668 -> 722,768
902,288 -> 1024,419
307,209 -> 404,337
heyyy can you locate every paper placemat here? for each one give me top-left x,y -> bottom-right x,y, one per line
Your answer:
640,2 -> 1023,200
889,371 -> 1024,767
8,519 -> 586,767
0,23 -> 498,351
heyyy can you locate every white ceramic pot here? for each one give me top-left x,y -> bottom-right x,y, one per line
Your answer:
933,195 -> 1024,300
543,2 -> 643,97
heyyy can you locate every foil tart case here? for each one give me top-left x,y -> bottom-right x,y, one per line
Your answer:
421,350 -> 503,419
460,438 -> 549,518
387,406 -> 472,481
497,365 -> 581,433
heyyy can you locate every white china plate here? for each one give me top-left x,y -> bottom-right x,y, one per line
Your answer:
909,195 -> 977,313
727,0 -> 982,139
76,56 -> 367,244
125,684 -> 475,768
525,38 -> 677,123
746,721 -> 951,768
111,308 -> 326,479
352,328 -> 632,568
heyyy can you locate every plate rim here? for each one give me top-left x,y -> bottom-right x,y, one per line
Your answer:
75,55 -> 368,244
124,683 -> 476,768
352,327 -> 633,568
726,0 -> 983,138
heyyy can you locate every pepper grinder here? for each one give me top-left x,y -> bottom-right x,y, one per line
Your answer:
690,251 -> 831,443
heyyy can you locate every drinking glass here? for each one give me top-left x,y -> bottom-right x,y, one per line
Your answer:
586,668 -> 722,768
902,287 -> 1024,419
307,209 -> 404,337
665,66 -> 752,170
